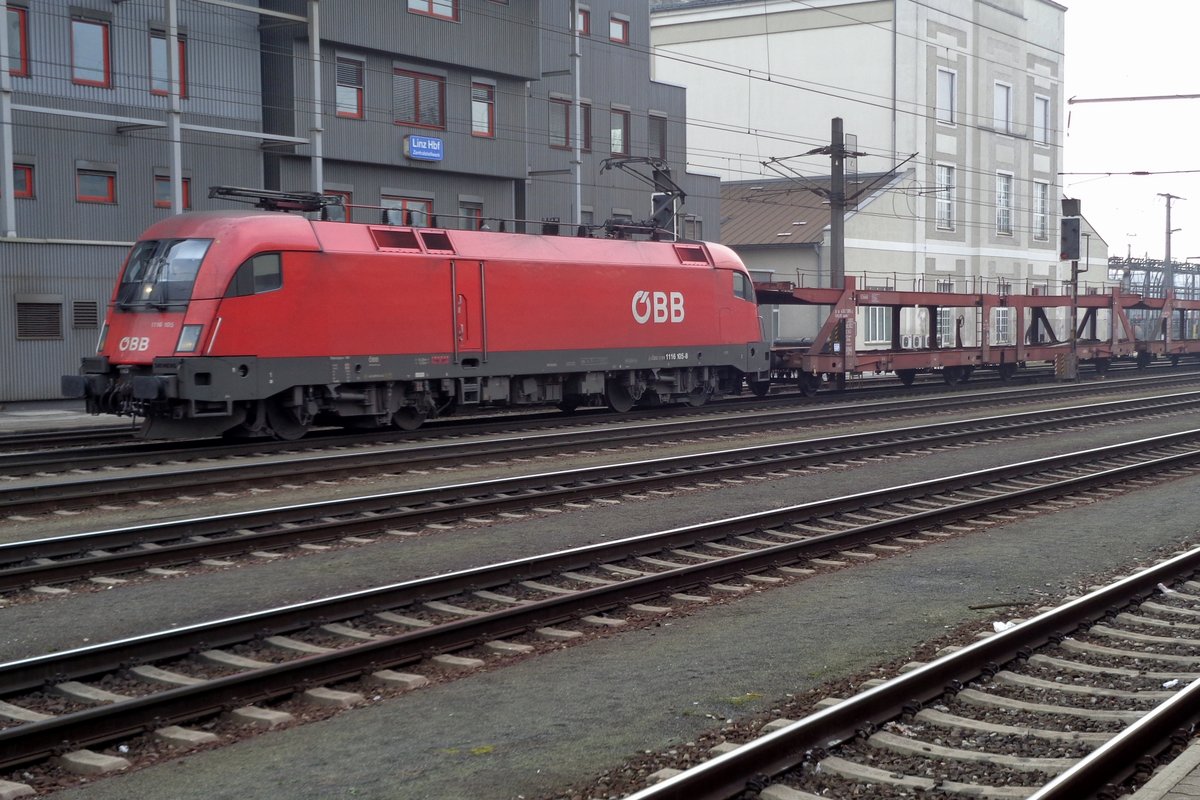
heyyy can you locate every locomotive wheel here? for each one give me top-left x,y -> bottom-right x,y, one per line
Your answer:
896,369 -> 916,387
605,380 -> 635,413
558,395 -> 583,413
682,387 -> 710,407
796,373 -> 820,397
394,407 -> 427,431
266,398 -> 311,441
636,391 -> 662,409
747,379 -> 770,398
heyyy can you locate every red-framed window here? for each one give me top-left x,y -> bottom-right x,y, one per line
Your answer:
13,164 -> 33,198
609,15 -> 629,44
407,0 -> 458,21
150,32 -> 188,97
77,169 -> 115,203
471,82 -> 495,138
153,175 -> 190,209
580,102 -> 592,152
382,196 -> 432,226
71,17 -> 111,88
7,6 -> 29,78
459,203 -> 483,230
336,57 -> 365,119
325,189 -> 352,221
575,8 -> 590,36
549,98 -> 570,149
610,108 -> 630,155
393,69 -> 445,129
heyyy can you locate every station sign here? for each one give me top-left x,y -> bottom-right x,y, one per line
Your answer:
404,135 -> 444,162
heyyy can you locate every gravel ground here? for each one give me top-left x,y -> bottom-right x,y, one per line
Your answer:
4,409 -> 1200,799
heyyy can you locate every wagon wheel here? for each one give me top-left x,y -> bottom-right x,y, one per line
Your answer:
796,372 -> 821,397
957,365 -> 974,384
1136,351 -> 1153,370
896,369 -> 917,387
1092,358 -> 1110,376
605,379 -> 635,413
747,378 -> 771,398
942,366 -> 962,385
997,363 -> 1017,381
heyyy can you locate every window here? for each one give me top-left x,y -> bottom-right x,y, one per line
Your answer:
72,16 -> 111,87
408,0 -> 458,21
154,175 -> 191,209
936,280 -> 953,347
226,253 -> 282,297
336,57 -> 365,119
471,82 -> 495,138
936,68 -> 956,124
678,214 -> 703,240
575,7 -> 590,36
993,306 -> 1012,345
324,190 -> 351,222
13,164 -> 32,199
150,32 -> 187,97
995,172 -> 1013,235
648,115 -> 666,159
7,6 -> 28,78
459,202 -> 483,230
549,98 -> 570,148
864,291 -> 891,344
732,271 -> 754,302
993,82 -> 1012,133
1034,95 -> 1050,144
382,196 -> 432,226
609,15 -> 629,44
1033,181 -> 1049,241
77,170 -> 115,203
580,102 -> 592,152
935,164 -> 955,231
610,108 -> 630,155
394,69 -> 445,129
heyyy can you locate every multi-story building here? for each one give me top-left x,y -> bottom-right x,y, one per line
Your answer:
650,0 -> 1069,342
1,0 -> 718,401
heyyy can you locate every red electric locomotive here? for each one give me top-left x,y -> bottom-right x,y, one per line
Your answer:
63,188 -> 770,439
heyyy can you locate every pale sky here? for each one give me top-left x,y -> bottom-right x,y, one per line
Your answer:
1062,0 -> 1200,264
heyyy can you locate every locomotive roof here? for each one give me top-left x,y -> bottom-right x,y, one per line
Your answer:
138,210 -> 750,271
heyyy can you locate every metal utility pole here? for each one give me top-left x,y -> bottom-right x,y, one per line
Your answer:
830,117 -> 845,287
1160,192 -> 1182,296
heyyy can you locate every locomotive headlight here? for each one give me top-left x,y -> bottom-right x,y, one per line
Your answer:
176,324 -> 203,353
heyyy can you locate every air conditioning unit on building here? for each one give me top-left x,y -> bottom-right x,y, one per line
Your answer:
901,335 -> 913,349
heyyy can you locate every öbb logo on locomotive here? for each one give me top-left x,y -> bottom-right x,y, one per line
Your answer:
631,290 -> 685,324
118,336 -> 152,352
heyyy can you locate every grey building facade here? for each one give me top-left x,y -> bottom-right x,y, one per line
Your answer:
1,0 -> 719,401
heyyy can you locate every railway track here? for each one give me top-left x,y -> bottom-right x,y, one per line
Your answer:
0,368 -> 1188,477
1,430 -> 1199,781
622,551 -> 1200,800
4,390 -> 1200,593
5,374 -> 1200,520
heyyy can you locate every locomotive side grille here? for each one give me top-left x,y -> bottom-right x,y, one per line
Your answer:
673,244 -> 710,265
72,301 -> 100,329
16,302 -> 63,339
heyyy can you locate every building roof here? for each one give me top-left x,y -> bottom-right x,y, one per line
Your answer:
719,173 -> 896,248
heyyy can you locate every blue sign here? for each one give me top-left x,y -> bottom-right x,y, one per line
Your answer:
404,135 -> 444,162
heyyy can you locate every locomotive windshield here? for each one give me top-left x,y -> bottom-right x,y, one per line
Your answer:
116,238 -> 212,309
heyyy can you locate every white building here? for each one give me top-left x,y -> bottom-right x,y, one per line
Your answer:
650,0 -> 1070,313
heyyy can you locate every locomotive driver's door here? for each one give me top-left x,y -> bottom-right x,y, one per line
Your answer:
450,260 -> 487,363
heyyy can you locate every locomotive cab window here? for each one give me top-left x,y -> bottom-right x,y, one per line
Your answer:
732,271 -> 754,302
117,238 -> 212,309
225,253 -> 282,297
